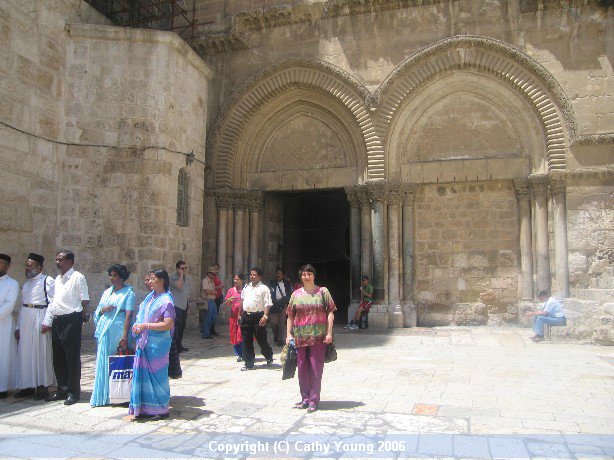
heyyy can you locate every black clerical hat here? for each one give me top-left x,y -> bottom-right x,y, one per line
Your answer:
0,254 -> 11,263
28,253 -> 44,265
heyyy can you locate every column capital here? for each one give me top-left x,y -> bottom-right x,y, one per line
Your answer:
366,179 -> 389,203
513,178 -> 531,201
548,173 -> 567,195
211,188 -> 232,209
387,182 -> 404,205
344,186 -> 361,208
355,184 -> 371,205
400,183 -> 417,204
528,174 -> 549,198
245,191 -> 263,212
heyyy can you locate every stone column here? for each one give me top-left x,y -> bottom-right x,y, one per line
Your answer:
368,181 -> 388,303
345,186 -> 362,323
387,183 -> 403,328
367,180 -> 389,329
233,204 -> 245,277
550,174 -> 570,298
248,192 -> 263,271
530,175 -> 550,293
356,185 -> 372,280
401,183 -> 417,327
214,189 -> 230,287
514,179 -> 534,300
345,187 -> 362,300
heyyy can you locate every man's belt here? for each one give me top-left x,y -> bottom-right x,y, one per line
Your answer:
243,310 -> 264,315
23,304 -> 47,309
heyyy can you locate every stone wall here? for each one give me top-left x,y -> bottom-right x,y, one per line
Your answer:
414,181 -> 519,326
0,0 -> 109,280
0,2 -> 212,326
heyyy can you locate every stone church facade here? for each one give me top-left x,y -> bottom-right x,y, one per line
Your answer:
1,1 -> 612,339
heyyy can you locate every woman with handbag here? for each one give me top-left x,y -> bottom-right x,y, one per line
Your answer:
224,273 -> 244,362
286,264 -> 336,413
125,269 -> 175,422
91,264 -> 135,407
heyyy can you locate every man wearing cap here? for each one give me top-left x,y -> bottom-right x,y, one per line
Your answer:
240,267 -> 274,371
200,267 -> 217,339
14,253 -> 55,400
42,250 -> 89,405
0,254 -> 19,398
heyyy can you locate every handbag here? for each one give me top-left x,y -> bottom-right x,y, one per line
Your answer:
280,342 -> 297,380
321,289 -> 337,363
108,353 -> 134,404
324,342 -> 337,363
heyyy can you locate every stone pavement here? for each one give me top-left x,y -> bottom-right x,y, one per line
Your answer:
0,326 -> 613,459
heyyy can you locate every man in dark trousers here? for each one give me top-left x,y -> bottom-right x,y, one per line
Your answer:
239,267 -> 274,371
42,250 -> 89,405
268,267 -> 292,346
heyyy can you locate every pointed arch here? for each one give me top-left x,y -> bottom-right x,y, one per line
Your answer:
374,36 -> 576,174
208,58 -> 383,188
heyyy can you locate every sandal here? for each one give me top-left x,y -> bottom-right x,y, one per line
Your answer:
293,401 -> 308,409
307,405 -> 318,413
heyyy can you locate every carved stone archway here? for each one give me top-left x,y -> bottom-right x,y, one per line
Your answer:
207,58 -> 382,188
374,35 -> 575,175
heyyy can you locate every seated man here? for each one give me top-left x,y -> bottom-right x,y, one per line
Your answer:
526,290 -> 566,342
345,275 -> 373,330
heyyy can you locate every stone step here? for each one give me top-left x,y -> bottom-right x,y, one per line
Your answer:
563,298 -> 600,314
571,288 -> 614,303
604,303 -> 614,315
589,277 -> 614,289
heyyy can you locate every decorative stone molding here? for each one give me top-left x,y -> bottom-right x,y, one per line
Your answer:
355,184 -> 371,205
233,1 -> 461,33
376,36 -> 574,172
513,178 -> 531,201
387,182 -> 404,205
573,133 -> 614,146
211,188 -> 261,210
208,58 -> 379,187
528,174 -> 549,198
192,32 -> 249,56
245,191 -> 264,212
211,188 -> 232,209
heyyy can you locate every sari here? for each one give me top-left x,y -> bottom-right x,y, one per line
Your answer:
128,290 -> 175,417
91,285 -> 135,407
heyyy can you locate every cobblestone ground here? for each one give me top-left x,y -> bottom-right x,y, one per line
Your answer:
0,326 -> 613,459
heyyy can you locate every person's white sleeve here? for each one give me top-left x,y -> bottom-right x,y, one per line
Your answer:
0,281 -> 19,320
78,274 -> 90,301
264,287 -> 273,308
46,277 -> 55,305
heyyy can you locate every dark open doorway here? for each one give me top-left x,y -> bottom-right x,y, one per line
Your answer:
280,189 -> 350,323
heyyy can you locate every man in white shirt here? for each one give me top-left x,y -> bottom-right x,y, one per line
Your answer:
42,250 -> 89,405
15,253 -> 55,400
200,267 -> 217,339
0,254 -> 19,399
240,267 -> 274,371
526,290 -> 566,342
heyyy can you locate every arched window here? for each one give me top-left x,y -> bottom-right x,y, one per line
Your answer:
176,168 -> 189,227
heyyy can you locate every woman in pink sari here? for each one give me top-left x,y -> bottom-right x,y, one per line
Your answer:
224,273 -> 244,362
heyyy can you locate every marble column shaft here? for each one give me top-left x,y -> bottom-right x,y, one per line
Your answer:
368,182 -> 387,302
345,187 -> 362,300
530,176 -> 550,293
358,188 -> 372,280
249,210 -> 260,270
550,176 -> 570,298
233,208 -> 245,276
514,179 -> 534,300
401,185 -> 416,304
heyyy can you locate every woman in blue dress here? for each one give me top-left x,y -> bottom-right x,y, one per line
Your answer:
126,269 -> 175,422
91,264 -> 135,407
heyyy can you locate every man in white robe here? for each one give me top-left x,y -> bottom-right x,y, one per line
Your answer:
0,253 -> 19,398
15,253 -> 55,399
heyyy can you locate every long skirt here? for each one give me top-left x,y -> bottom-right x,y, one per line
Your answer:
90,314 -> 126,407
128,330 -> 172,416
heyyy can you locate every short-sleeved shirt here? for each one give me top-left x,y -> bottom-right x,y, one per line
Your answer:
287,286 -> 336,348
241,281 -> 272,313
202,277 -> 216,300
170,272 -> 192,310
360,283 -> 373,302
544,297 -> 565,318
43,268 -> 89,326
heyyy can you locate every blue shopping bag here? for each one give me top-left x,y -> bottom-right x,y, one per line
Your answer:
108,354 -> 134,404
